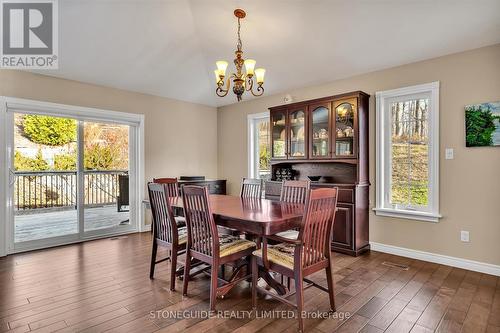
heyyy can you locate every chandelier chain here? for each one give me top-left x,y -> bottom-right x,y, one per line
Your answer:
237,18 -> 242,51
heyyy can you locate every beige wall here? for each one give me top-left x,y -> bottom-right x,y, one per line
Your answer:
218,44 -> 500,266
2,45 -> 499,265
0,69 -> 218,188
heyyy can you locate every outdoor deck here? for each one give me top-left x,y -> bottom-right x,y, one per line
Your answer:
15,206 -> 130,243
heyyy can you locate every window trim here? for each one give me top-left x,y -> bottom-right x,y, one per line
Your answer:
247,112 -> 270,179
374,82 -> 441,222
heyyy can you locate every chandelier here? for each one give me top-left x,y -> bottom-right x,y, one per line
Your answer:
214,9 -> 265,102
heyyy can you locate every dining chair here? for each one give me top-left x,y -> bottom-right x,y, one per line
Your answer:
280,179 -> 310,203
147,182 -> 187,291
153,177 -> 179,197
251,187 -> 339,332
182,185 -> 257,311
275,179 -> 310,239
240,178 -> 263,199
214,177 -> 262,275
221,177 -> 262,237
153,177 -> 185,226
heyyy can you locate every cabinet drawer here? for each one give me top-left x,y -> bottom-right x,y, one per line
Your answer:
180,180 -> 226,195
310,184 -> 354,204
208,182 -> 226,194
337,188 -> 354,203
209,183 -> 221,194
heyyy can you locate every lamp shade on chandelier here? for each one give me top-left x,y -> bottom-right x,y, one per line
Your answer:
214,9 -> 265,101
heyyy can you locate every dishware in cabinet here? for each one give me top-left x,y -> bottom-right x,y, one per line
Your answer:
333,98 -> 357,158
288,107 -> 307,159
309,102 -> 331,159
271,108 -> 287,159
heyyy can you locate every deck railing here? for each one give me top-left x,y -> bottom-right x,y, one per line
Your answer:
14,170 -> 128,212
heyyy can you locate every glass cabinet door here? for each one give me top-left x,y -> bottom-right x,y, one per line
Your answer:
271,110 -> 287,158
288,108 -> 306,158
334,99 -> 356,157
310,104 -> 330,158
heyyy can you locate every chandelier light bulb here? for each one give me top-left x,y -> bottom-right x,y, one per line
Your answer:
255,68 -> 266,84
216,61 -> 228,76
244,59 -> 256,76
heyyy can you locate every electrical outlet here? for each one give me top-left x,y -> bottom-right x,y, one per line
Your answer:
460,230 -> 470,242
445,148 -> 454,160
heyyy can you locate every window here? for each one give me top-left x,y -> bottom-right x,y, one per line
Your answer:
375,82 -> 441,222
248,112 -> 271,180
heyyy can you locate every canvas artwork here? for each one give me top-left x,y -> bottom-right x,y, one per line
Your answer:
465,101 -> 500,147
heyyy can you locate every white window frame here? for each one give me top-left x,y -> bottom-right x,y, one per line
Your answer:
247,112 -> 270,179
374,82 -> 441,222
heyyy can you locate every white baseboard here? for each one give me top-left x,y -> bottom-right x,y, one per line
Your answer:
141,224 -> 151,232
370,242 -> 500,277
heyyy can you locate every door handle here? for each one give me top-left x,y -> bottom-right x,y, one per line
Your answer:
9,168 -> 16,187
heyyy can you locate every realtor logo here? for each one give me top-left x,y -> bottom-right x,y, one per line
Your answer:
1,0 -> 58,68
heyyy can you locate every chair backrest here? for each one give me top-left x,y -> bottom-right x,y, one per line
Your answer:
240,178 -> 263,199
153,177 -> 179,197
148,182 -> 179,244
298,188 -> 338,268
280,180 -> 310,204
182,185 -> 219,257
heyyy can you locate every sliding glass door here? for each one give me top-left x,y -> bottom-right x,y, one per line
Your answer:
7,111 -> 138,252
83,121 -> 131,234
12,113 -> 79,244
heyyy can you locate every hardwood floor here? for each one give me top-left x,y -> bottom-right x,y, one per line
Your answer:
0,233 -> 498,333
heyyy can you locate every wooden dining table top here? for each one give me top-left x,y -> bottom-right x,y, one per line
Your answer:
146,195 -> 305,236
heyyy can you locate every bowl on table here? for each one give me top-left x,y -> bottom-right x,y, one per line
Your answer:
307,176 -> 322,182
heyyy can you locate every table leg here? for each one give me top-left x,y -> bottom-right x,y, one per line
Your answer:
258,268 -> 288,295
216,258 -> 288,297
217,259 -> 249,298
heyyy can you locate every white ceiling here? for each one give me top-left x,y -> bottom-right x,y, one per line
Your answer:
37,0 -> 500,107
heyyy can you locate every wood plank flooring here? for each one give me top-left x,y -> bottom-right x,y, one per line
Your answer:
0,233 -> 498,333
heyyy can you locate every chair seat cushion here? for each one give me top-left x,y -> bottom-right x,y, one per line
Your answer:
275,229 -> 299,240
253,243 -> 295,269
177,227 -> 188,245
219,235 -> 256,257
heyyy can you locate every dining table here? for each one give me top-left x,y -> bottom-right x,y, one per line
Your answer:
143,194 -> 305,296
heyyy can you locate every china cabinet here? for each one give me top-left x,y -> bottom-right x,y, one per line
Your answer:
267,91 -> 370,256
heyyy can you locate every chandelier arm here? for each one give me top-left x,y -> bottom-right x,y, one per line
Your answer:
249,84 -> 265,97
216,77 -> 231,97
245,76 -> 254,91
215,87 -> 229,97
